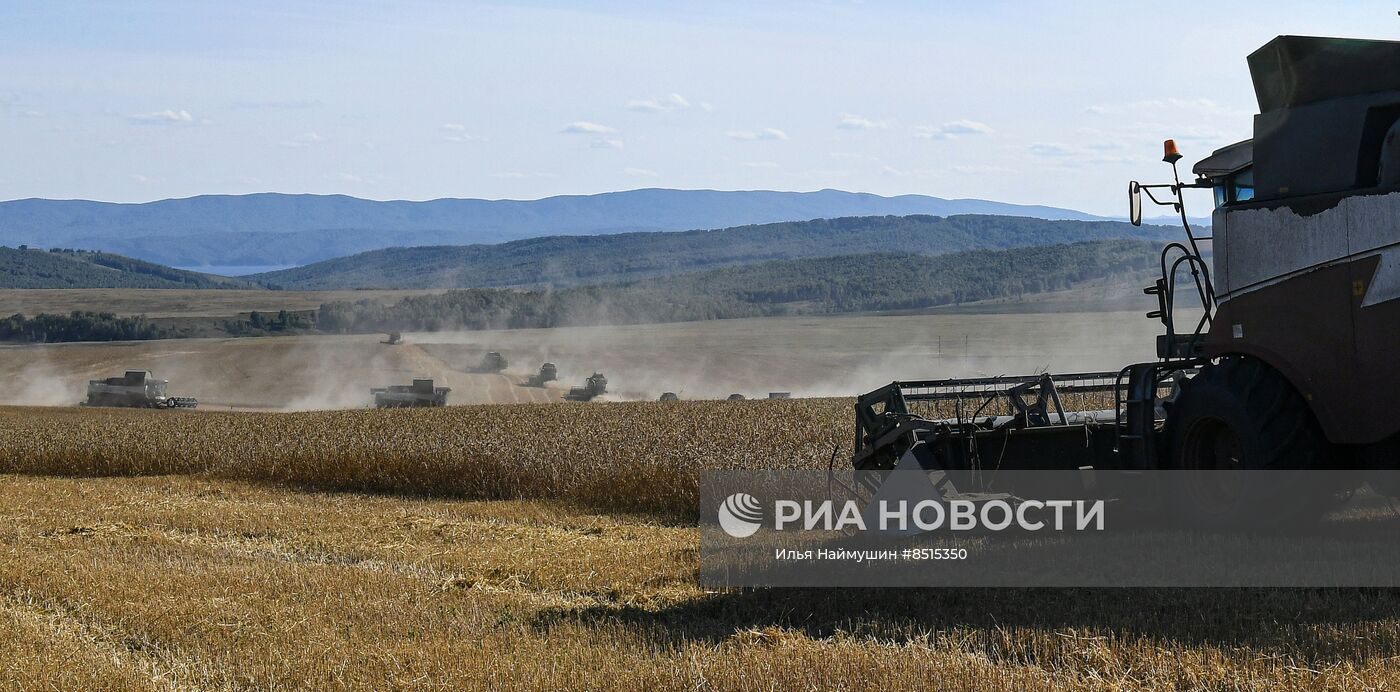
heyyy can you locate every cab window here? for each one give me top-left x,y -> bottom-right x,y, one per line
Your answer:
1214,166 -> 1254,207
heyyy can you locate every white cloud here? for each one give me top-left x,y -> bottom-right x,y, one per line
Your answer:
626,93 -> 690,112
132,174 -> 157,183
1082,139 -> 1125,151
1070,124 -> 1235,167
442,124 -> 485,143
337,172 -> 363,183
837,114 -> 887,130
1085,98 -> 1252,120
741,161 -> 779,168
1028,142 -> 1074,157
623,167 -> 658,177
699,102 -> 714,112
914,120 -> 993,140
591,138 -> 625,150
879,165 -> 936,177
726,128 -> 788,141
279,132 -> 326,148
562,121 -> 616,134
129,109 -> 197,125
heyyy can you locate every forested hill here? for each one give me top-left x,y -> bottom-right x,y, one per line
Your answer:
316,239 -> 1160,332
257,214 -> 1176,290
0,239 -> 1156,343
0,247 -> 259,289
0,189 -> 1108,266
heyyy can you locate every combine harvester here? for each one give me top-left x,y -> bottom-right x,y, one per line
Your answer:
83,371 -> 197,409
525,362 -> 557,387
852,36 -> 1400,515
473,351 -> 508,373
371,379 -> 450,408
564,373 -> 608,401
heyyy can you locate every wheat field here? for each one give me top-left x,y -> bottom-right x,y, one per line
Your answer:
0,308 -> 1164,410
4,401 -> 1400,689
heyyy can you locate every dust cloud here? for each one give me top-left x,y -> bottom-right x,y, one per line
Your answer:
0,307 -> 1166,410
1,351 -> 82,407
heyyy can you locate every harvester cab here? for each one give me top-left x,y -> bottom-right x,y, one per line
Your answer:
854,35 -> 1400,514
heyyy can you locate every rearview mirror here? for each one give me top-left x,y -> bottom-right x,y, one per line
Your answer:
1128,181 -> 1142,226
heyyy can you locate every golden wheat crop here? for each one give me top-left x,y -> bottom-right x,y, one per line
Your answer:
4,474 -> 1400,689
0,399 -> 850,517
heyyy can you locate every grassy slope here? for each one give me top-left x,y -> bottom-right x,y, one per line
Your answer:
0,247 -> 261,290
255,215 -> 1176,290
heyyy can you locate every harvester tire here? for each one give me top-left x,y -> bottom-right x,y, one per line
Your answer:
1163,355 -> 1340,527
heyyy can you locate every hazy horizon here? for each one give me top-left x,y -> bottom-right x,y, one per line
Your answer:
5,1 -> 1398,215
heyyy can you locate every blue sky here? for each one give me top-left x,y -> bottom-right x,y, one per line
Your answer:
1,1 -> 1396,214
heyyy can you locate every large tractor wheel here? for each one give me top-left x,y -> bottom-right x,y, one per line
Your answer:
1164,355 -> 1342,526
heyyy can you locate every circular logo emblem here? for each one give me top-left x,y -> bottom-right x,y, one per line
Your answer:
718,492 -> 763,538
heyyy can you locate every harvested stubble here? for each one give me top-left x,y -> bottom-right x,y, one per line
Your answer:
7,401 -> 1400,688
0,399 -> 849,517
5,475 -> 1400,689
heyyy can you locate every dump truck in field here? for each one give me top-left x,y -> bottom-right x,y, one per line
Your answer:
83,371 -> 197,409
371,378 -> 450,408
564,373 -> 607,401
525,362 -> 557,387
849,35 -> 1400,521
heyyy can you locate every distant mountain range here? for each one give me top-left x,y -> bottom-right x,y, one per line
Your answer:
255,214 -> 1176,290
0,189 -> 1117,267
